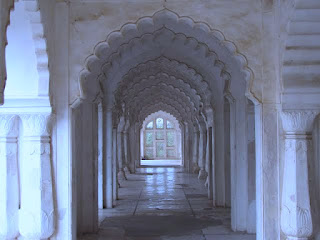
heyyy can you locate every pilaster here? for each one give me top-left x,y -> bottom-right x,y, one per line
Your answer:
280,110 -> 318,239
192,129 -> 200,174
103,103 -> 113,209
0,115 -> 19,239
19,113 -> 55,240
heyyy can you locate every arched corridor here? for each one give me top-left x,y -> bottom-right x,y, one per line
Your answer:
81,167 -> 255,240
1,1 -> 320,240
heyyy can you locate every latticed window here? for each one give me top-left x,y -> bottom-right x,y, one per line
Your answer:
143,117 -> 178,159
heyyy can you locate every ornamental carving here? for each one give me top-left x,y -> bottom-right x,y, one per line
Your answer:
281,205 -> 312,237
0,115 -> 18,137
19,209 -> 55,239
79,9 -> 253,102
281,110 -> 319,133
20,114 -> 53,137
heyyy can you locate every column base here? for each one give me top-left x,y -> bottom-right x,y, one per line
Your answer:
124,166 -> 131,175
198,169 -> 207,180
287,237 -> 308,240
192,164 -> 200,174
204,176 -> 209,188
118,169 -> 127,180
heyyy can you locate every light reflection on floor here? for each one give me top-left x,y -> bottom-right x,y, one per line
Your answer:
81,167 -> 256,240
140,159 -> 182,166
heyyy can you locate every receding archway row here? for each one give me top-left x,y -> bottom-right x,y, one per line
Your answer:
73,9 -> 258,239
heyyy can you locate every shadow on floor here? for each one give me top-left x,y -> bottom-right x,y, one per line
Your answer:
100,215 -> 222,239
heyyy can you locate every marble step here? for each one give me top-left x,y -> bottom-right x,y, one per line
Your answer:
287,35 -> 320,48
293,9 -> 320,21
296,0 -> 320,9
284,49 -> 320,64
289,22 -> 320,35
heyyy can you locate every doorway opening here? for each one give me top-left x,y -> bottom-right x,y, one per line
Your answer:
140,111 -> 182,166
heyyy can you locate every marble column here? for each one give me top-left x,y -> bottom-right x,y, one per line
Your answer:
247,101 -> 256,233
0,115 -> 19,239
103,105 -> 113,209
280,111 -> 317,240
136,124 -> 141,168
98,105 -> 104,209
192,130 -> 200,173
129,127 -> 136,173
183,123 -> 189,171
19,114 -> 55,240
112,128 -> 118,202
234,96 -> 248,231
255,103 -> 281,239
198,128 -> 207,180
117,131 -> 126,180
311,115 -> 320,239
123,131 -> 130,175
215,102 -> 226,207
207,127 -> 214,200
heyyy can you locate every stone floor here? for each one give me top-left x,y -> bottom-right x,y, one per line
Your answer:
140,159 -> 182,166
81,167 -> 256,240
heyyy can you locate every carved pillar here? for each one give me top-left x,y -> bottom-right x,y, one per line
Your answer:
19,114 -> 55,240
234,96 -> 248,231
0,115 -> 19,239
103,105 -> 113,209
207,127 -> 214,200
183,122 -> 188,171
192,129 -> 200,173
117,131 -> 126,180
123,130 -> 131,175
280,111 -> 317,240
112,128 -> 118,202
198,128 -> 207,179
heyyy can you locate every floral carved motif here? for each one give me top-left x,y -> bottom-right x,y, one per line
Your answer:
281,110 -> 319,133
0,115 -> 18,137
20,114 -> 53,137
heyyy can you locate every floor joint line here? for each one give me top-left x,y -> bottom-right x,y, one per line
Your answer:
133,187 -> 143,216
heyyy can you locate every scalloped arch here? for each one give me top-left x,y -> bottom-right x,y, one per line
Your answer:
23,0 -> 50,97
0,0 -> 14,104
131,93 -> 192,121
0,0 -> 50,104
117,57 -> 212,101
139,102 -> 185,125
79,9 -> 255,103
119,74 -> 202,110
127,88 -> 194,115
136,97 -> 190,119
115,69 -> 207,108
141,110 -> 181,130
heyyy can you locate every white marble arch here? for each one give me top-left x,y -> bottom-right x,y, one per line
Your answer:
78,9 -> 255,104
75,7 -> 264,240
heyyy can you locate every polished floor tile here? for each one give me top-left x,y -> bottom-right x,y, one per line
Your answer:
81,167 -> 256,240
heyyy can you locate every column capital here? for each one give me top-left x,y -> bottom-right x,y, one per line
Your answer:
0,114 -> 18,137
281,110 -> 319,133
20,113 -> 54,137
